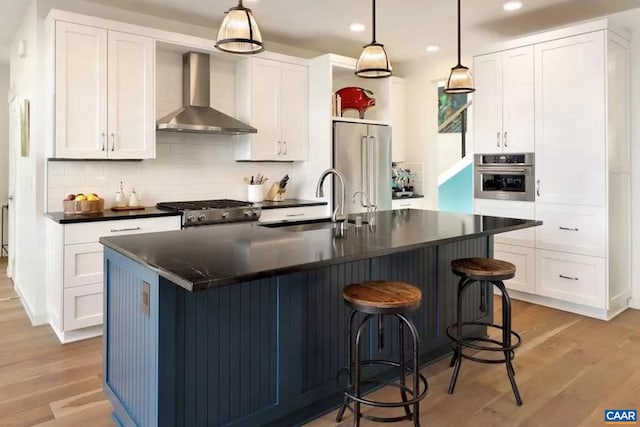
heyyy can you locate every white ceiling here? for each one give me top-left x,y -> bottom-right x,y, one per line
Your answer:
1,0 -> 640,64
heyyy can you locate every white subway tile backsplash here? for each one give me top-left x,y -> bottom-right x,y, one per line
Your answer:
46,139 -> 294,211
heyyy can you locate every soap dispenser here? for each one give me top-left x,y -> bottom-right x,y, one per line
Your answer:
114,181 -> 127,208
128,187 -> 140,207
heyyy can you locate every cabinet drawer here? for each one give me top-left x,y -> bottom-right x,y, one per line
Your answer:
535,249 -> 605,308
63,284 -> 103,331
64,242 -> 103,288
64,216 -> 180,244
494,243 -> 535,294
392,199 -> 423,210
258,206 -> 329,223
535,204 -> 605,257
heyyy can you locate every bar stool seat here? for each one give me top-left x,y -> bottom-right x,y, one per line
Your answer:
446,258 -> 523,406
337,281 -> 428,426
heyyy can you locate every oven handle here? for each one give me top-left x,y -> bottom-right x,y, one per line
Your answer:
476,167 -> 530,174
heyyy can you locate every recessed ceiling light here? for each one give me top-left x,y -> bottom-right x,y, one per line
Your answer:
503,1 -> 523,11
426,45 -> 441,53
349,23 -> 366,32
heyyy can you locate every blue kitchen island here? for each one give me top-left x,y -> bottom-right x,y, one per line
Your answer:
100,209 -> 540,427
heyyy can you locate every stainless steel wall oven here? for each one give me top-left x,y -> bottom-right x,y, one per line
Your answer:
474,153 -> 535,201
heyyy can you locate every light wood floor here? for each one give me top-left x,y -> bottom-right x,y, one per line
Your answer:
1,257 -> 639,427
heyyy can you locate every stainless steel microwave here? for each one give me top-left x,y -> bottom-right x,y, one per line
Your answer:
474,153 -> 535,202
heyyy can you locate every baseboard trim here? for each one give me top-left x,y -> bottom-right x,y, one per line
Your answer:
629,297 -> 640,310
13,282 -> 49,326
507,289 -> 629,321
51,323 -> 103,344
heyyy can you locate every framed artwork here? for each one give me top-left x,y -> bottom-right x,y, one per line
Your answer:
20,99 -> 30,157
438,86 -> 468,134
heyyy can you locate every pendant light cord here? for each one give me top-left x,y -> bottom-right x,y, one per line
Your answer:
457,0 -> 462,65
372,0 -> 377,43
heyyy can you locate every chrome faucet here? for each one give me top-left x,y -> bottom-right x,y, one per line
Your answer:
316,168 -> 347,225
352,191 -> 377,225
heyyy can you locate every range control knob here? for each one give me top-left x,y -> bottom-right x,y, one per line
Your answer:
198,214 -> 206,222
221,211 -> 230,219
244,210 -> 254,217
187,215 -> 196,223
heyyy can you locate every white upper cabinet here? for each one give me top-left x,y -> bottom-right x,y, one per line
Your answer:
534,32 -> 606,206
236,57 -> 309,161
473,53 -> 503,154
55,22 -> 108,158
107,31 -> 155,159
473,46 -> 534,154
54,21 -> 155,159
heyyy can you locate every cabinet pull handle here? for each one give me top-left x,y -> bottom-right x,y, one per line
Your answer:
110,226 -> 142,233
503,131 -> 508,147
283,141 -> 288,155
496,131 -> 501,147
536,180 -> 541,197
110,133 -> 116,151
286,213 -> 305,218
400,203 -> 411,207
276,141 -> 282,155
559,226 -> 579,231
101,133 -> 106,151
559,274 -> 579,281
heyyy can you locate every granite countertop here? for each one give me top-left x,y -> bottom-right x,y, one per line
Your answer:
46,207 -> 181,224
100,209 -> 541,292
252,199 -> 327,209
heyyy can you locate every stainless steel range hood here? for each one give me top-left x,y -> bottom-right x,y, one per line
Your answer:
156,52 -> 257,135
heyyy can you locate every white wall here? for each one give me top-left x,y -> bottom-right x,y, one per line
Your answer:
0,63 -> 9,249
9,1 -> 47,323
396,54 -> 474,209
629,29 -> 640,309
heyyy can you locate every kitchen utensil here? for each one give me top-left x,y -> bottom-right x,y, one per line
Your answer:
278,174 -> 290,189
265,183 -> 286,201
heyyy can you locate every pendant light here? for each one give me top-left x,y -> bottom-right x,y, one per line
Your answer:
355,0 -> 392,78
215,0 -> 264,55
444,0 -> 475,94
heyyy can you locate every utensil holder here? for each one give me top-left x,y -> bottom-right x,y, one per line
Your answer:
247,184 -> 265,202
265,183 -> 286,202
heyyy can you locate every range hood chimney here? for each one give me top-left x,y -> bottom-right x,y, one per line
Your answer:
156,52 -> 257,135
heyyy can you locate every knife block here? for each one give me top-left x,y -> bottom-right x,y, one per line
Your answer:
265,183 -> 286,202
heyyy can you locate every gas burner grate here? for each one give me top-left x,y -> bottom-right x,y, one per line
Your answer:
156,199 -> 253,211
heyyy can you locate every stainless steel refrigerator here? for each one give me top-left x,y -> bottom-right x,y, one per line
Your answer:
333,121 -> 392,215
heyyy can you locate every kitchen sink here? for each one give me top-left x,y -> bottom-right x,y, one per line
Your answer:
260,218 -> 349,232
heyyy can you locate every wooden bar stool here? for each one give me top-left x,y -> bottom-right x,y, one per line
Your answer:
336,281 -> 428,427
446,258 -> 523,406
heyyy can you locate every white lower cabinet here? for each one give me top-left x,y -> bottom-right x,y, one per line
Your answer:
258,205 -> 329,223
494,243 -> 535,294
63,284 -> 103,330
535,249 -> 606,309
47,215 -> 181,343
392,198 -> 424,210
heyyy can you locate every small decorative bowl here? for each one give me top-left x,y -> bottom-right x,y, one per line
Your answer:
63,199 -> 105,214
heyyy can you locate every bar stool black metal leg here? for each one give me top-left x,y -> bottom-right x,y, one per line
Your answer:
398,318 -> 412,418
448,277 -> 466,369
398,313 -> 423,427
336,310 -> 358,422
353,314 -> 371,427
448,278 -> 474,394
497,281 -> 522,406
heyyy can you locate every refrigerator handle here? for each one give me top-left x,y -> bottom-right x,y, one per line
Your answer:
361,136 -> 369,207
369,136 -> 376,206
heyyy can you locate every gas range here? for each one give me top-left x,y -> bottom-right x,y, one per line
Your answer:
156,199 -> 261,227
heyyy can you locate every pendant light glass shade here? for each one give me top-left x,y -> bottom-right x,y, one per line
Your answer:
356,43 -> 392,78
445,64 -> 475,94
444,0 -> 475,94
215,0 -> 264,54
355,0 -> 392,78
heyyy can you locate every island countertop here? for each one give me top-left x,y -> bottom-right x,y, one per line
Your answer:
100,209 -> 541,291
